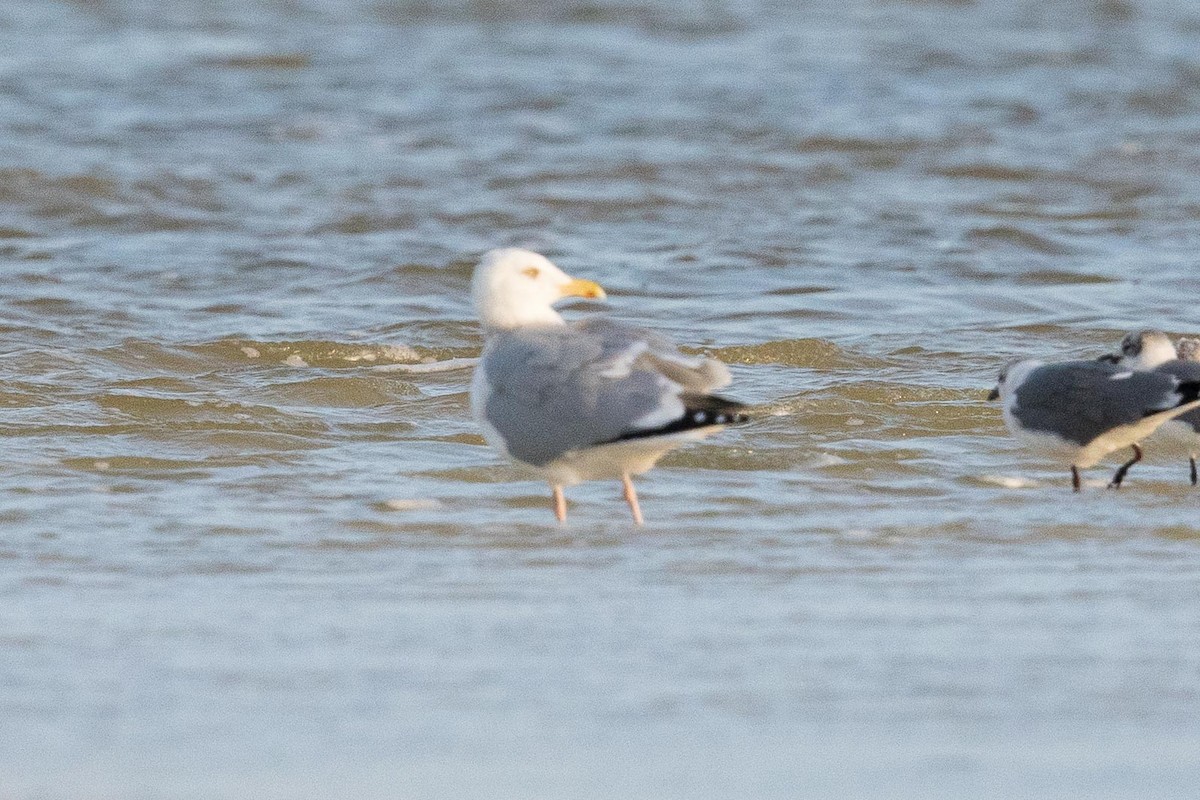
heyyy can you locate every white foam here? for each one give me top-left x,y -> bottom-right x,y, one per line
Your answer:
841,528 -> 877,541
382,498 -> 443,511
373,357 -> 480,374
979,474 -> 1039,489
344,344 -> 423,364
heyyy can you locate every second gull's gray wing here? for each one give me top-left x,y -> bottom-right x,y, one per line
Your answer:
1013,361 -> 1188,445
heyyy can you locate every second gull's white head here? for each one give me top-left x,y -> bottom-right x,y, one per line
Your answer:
472,248 -> 606,331
1119,329 -> 1176,369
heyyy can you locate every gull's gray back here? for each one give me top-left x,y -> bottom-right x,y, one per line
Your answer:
1013,361 -> 1184,445
482,320 -> 709,467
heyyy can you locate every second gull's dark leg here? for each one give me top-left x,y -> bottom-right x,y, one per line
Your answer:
1108,444 -> 1144,489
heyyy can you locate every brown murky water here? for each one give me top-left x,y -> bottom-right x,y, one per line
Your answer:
4,0 -> 1200,796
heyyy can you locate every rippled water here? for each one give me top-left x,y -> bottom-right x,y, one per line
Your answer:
5,0 -> 1200,797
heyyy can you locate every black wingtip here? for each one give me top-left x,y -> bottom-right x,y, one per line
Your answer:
1178,380 -> 1200,406
664,393 -> 752,432
603,393 -> 750,445
1149,380 -> 1200,417
679,393 -> 751,424
685,406 -> 752,427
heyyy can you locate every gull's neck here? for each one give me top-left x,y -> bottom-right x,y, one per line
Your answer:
478,302 -> 566,333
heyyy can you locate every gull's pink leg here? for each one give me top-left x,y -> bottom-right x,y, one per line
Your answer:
552,485 -> 566,523
622,474 -> 644,526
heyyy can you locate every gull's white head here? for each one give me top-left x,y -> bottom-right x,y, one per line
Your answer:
472,248 -> 607,331
1119,329 -> 1176,369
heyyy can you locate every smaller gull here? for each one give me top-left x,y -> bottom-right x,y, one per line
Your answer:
470,248 -> 748,524
1098,329 -> 1180,483
987,357 -> 1200,491
1116,330 -> 1200,485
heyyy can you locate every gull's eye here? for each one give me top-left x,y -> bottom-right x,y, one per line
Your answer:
522,267 -> 540,279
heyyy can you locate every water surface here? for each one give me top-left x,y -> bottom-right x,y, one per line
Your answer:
4,0 -> 1200,797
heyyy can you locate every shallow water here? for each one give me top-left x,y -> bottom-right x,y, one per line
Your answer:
4,0 -> 1200,797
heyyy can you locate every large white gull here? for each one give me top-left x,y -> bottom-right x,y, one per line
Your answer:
469,248 -> 748,524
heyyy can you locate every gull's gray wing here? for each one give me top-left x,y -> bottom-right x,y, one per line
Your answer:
481,321 -> 738,467
573,317 -> 731,392
1013,360 -> 1188,445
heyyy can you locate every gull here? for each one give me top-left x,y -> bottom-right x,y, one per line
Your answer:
987,358 -> 1200,491
469,247 -> 748,524
1116,330 -> 1200,485
1096,329 -> 1181,483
